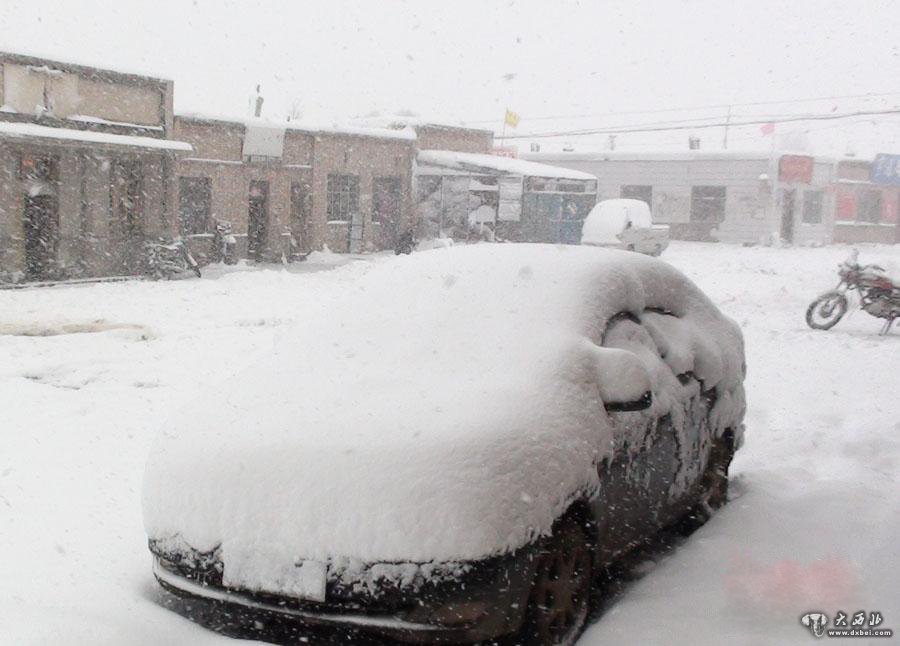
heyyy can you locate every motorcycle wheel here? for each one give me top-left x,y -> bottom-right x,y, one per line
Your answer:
806,292 -> 848,330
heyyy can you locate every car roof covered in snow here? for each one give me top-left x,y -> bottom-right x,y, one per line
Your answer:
143,244 -> 745,595
582,198 -> 654,245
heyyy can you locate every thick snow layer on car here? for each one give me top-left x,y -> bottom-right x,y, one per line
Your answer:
3,242 -> 899,645
142,244 -> 745,595
581,199 -> 654,245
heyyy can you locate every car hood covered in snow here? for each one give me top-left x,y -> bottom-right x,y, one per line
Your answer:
143,244 -> 745,596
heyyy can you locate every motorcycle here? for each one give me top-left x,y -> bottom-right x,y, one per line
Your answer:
145,237 -> 202,280
806,250 -> 899,335
395,229 -> 417,255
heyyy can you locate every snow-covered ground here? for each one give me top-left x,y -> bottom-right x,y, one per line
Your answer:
1,242 -> 898,645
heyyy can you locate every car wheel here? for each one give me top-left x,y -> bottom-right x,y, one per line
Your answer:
519,518 -> 593,646
677,434 -> 735,534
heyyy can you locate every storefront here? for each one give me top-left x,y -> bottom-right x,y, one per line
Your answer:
414,150 -> 598,244
525,150 -> 837,245
0,130 -> 189,283
0,52 -> 189,283
832,156 -> 900,244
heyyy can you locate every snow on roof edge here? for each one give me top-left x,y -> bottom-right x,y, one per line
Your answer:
0,120 -> 192,152
353,114 -> 494,135
417,149 -> 597,181
177,113 -> 416,142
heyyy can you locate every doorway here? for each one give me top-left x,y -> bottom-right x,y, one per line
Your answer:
781,188 -> 796,243
23,194 -> 59,281
110,158 -> 145,274
247,180 -> 269,261
373,176 -> 401,250
348,210 -> 365,253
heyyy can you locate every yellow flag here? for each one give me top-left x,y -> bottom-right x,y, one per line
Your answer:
504,109 -> 520,128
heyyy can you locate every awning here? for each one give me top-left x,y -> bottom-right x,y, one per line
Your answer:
0,120 -> 192,152
417,149 -> 596,181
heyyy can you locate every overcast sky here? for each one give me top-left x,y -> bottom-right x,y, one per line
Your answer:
2,0 -> 898,155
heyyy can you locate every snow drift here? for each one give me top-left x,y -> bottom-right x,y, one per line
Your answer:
143,244 -> 745,597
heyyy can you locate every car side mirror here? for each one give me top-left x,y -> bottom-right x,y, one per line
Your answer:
587,345 -> 654,413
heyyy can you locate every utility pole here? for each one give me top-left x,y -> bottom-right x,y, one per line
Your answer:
723,104 -> 732,149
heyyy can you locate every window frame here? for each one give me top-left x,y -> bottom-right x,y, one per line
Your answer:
690,185 -> 727,223
326,173 -> 360,222
856,188 -> 882,224
620,184 -> 652,207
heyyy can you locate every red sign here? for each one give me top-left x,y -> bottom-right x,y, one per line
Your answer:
492,146 -> 518,158
779,155 -> 814,184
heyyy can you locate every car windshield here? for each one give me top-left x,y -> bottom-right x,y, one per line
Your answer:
2,3 -> 898,646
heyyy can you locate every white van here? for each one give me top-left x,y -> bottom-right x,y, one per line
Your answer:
581,198 -> 670,256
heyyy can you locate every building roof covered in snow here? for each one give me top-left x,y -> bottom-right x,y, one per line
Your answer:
417,149 -> 597,181
177,113 -> 416,142
0,120 -> 191,152
353,113 -> 494,135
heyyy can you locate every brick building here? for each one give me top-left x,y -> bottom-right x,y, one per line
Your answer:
174,115 -> 418,258
172,116 -> 498,259
0,53 -> 510,282
0,52 -> 190,283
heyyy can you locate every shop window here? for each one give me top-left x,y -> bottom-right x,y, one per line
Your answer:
690,186 -> 726,223
326,174 -> 359,222
802,189 -> 824,224
621,185 -> 652,206
178,177 -> 212,235
417,176 -> 441,201
857,189 -> 882,224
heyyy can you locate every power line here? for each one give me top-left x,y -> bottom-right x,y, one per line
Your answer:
462,91 -> 900,126
502,108 -> 900,139
522,108 -> 898,133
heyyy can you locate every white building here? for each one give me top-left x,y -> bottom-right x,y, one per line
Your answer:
525,151 -> 836,245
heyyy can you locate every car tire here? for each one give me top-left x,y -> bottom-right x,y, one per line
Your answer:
676,433 -> 735,534
518,517 -> 593,646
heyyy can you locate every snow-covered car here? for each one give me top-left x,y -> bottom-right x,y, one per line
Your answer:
581,198 -> 670,256
143,244 -> 745,645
